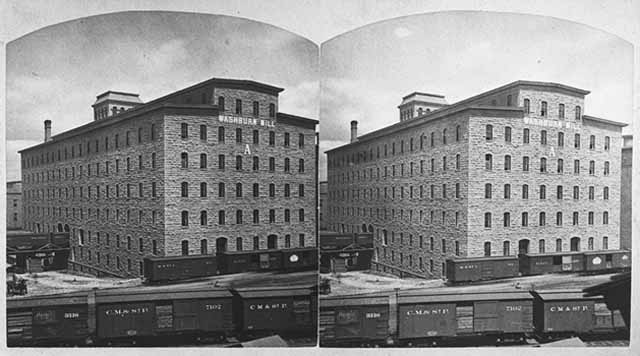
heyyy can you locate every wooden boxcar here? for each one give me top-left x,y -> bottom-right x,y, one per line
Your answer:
94,287 -> 233,344
232,285 -> 316,337
445,256 -> 519,282
519,251 -> 585,275
6,291 -> 91,346
143,255 -> 217,283
396,290 -> 533,344
319,292 -> 391,346
583,250 -> 631,272
218,249 -> 284,274
320,232 -> 357,250
531,289 -> 626,338
281,247 -> 318,271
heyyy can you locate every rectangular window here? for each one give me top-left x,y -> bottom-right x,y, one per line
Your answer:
253,101 -> 259,116
181,123 -> 188,139
235,99 -> 242,115
200,125 -> 207,140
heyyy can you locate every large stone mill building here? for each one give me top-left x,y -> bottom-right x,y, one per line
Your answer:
326,81 -> 626,279
19,77 -> 318,277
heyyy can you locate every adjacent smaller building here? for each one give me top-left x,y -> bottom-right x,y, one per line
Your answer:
319,181 -> 328,230
620,135 -> 632,250
319,231 -> 373,273
7,181 -> 23,230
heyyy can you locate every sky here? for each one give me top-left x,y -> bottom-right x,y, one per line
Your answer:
319,11 -> 634,180
4,12 -> 319,181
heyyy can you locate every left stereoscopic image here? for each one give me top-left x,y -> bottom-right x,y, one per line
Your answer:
5,11 -> 319,347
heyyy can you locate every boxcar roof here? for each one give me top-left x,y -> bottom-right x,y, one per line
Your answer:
397,290 -> 533,304
447,256 -> 518,262
95,287 -> 232,303
321,294 -> 390,307
7,291 -> 88,308
532,289 -> 600,301
221,248 -> 283,255
145,254 -> 216,261
522,251 -> 584,257
234,285 -> 313,298
583,250 -> 630,255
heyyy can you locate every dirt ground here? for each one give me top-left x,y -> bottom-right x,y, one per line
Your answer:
8,269 -> 317,298
321,270 -> 620,296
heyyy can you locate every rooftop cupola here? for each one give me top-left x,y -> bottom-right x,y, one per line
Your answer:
398,92 -> 448,122
92,91 -> 143,121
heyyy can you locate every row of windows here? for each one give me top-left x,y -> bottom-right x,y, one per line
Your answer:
180,182 -> 306,198
216,96 -> 276,118
23,124 -> 160,168
26,207 -> 162,225
482,211 -> 611,228
329,183 -> 611,202
486,125 -> 610,150
328,152 -> 613,186
179,209 -> 307,226
71,248 -> 144,276
178,234 -> 307,256
483,184 -> 610,200
329,208 -> 462,226
377,248 -> 447,277
179,153 -> 306,173
26,181 -> 309,202
483,236 -> 608,257
180,124 -> 304,147
522,99 -> 581,120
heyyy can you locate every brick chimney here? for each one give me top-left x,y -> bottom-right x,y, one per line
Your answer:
350,120 -> 358,143
44,120 -> 52,142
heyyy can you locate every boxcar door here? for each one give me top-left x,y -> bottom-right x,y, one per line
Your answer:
173,300 -> 198,331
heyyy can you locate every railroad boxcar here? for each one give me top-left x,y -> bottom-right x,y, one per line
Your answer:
6,291 -> 91,346
282,247 -> 318,271
218,249 -> 284,274
232,285 -> 316,338
519,251 -> 585,275
582,250 -> 631,272
143,255 -> 218,283
94,287 -> 233,344
355,234 -> 374,248
319,292 -> 391,346
320,232 -> 357,250
531,289 -> 626,339
396,290 -> 533,344
445,256 -> 519,282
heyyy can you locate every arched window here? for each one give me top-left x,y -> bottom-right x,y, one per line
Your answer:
218,126 -> 225,143
483,153 -> 492,170
588,237 -> 594,250
575,106 -> 581,120
218,96 -> 225,111
538,239 -> 545,253
503,241 -> 510,256
603,236 -> 608,249
540,157 -> 547,173
555,238 -> 562,252
200,182 -> 207,197
541,101 -> 548,116
299,208 -> 305,222
236,183 -> 243,197
504,155 -> 511,170
218,210 -> 225,225
455,125 -> 461,141
200,211 -> 207,225
200,153 -> 207,168
523,128 -> 530,144
200,239 -> 208,254
253,236 -> 260,250
181,211 -> 189,226
442,129 -> 447,144
484,183 -> 492,199
570,237 -> 580,252
485,125 -> 493,140
504,126 -> 512,142
603,211 -> 609,225
236,237 -> 243,251
236,155 -> 242,171
503,212 -> 511,227
181,182 -> 188,197
539,212 -> 546,226
269,103 -> 276,118
181,240 -> 189,256
268,235 -> 278,249
284,158 -> 290,172
181,152 -> 188,168
484,242 -> 491,256
484,212 -> 492,228
236,128 -> 242,143
236,210 -> 243,224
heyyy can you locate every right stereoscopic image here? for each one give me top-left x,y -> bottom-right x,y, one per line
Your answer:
318,12 -> 632,347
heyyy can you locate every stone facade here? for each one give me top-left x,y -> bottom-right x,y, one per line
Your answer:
6,181 -> 23,230
620,135 -> 633,249
20,78 -> 318,277
326,81 -> 625,279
